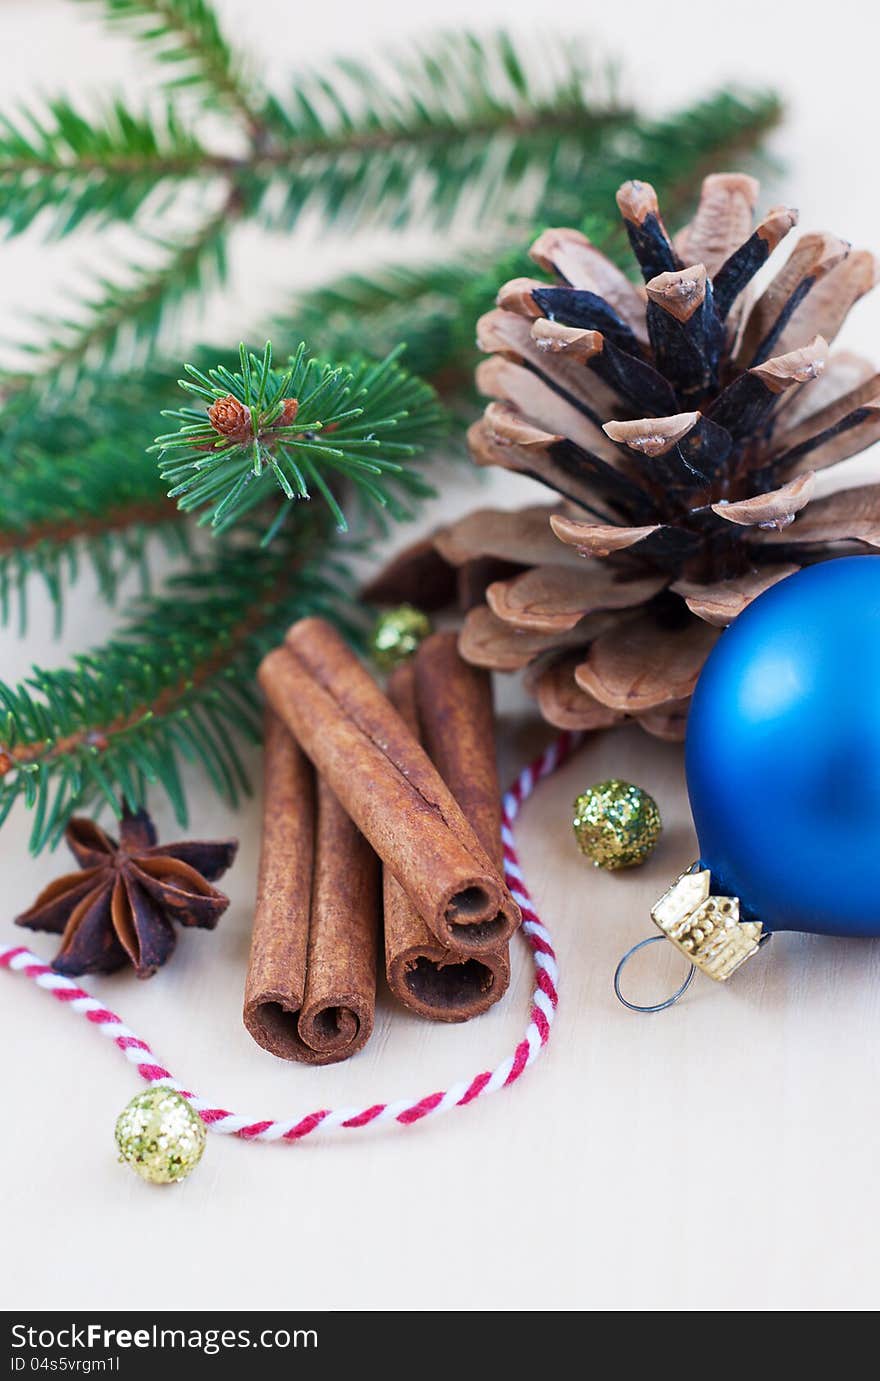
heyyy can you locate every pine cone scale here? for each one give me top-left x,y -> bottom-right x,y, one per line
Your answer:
675,563 -> 801,626
528,227 -> 650,344
711,204 -> 799,321
485,563 -> 668,634
549,512 -> 696,565
532,652 -> 625,730
673,173 -> 760,278
460,604 -> 621,672
574,614 -> 720,714
616,180 -> 681,281
774,398 -> 880,481
736,232 -> 850,369
754,484 -> 880,549
771,249 -> 880,360
434,505 -> 578,569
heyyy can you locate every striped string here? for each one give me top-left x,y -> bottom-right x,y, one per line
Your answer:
0,731 -> 579,1143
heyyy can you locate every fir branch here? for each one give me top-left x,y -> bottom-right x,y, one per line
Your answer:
0,98 -> 207,237
0,379 -> 186,630
273,87 -> 784,391
154,343 -> 444,538
263,31 -> 624,153
253,31 -> 629,233
1,31 -> 630,243
25,198 -> 231,380
0,28 -> 636,385
77,0 -> 267,136
274,258 -> 491,397
0,520 -> 355,852
0,504 -> 187,637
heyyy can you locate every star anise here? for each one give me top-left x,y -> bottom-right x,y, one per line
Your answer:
15,807 -> 238,979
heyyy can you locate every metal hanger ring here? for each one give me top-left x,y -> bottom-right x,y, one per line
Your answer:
613,934 -> 696,1013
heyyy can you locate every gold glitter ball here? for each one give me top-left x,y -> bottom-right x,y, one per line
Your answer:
115,1087 -> 206,1185
572,779 -> 662,870
370,604 -> 432,670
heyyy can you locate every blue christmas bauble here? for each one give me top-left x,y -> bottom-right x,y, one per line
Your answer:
686,556 -> 880,937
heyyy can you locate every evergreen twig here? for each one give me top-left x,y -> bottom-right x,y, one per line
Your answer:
154,342 -> 444,538
25,198 -> 231,381
0,377 -> 185,631
0,99 -> 207,237
0,518 -> 355,852
76,0 -> 267,135
254,32 -> 628,233
0,24 -> 633,379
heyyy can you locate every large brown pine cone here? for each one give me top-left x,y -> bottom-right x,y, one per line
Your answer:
369,173 -> 880,739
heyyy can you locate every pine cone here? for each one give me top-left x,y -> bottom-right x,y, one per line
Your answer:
436,173 -> 880,737
208,394 -> 252,442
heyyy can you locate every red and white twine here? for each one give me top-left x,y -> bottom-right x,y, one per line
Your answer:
0,732 -> 578,1143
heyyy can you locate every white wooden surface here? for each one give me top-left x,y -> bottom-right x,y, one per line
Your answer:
2,0 -> 880,1313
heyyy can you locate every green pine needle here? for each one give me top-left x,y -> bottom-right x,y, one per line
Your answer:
26,202 -> 230,381
254,31 -> 629,234
0,375 -> 187,633
0,27 -> 635,383
0,16 -> 779,390
0,98 -> 207,238
76,0 -> 267,133
0,28 -> 631,247
153,342 -> 445,538
0,519 -> 357,853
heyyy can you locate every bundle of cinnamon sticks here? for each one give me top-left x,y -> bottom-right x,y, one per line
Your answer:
244,618 -> 519,1064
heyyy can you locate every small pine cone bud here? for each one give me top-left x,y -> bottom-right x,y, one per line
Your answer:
275,398 -> 299,427
207,395 -> 252,442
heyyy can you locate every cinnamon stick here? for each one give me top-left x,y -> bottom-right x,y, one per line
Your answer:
258,618 -> 520,952
384,658 -> 510,1021
243,708 -> 378,1064
414,631 -> 505,869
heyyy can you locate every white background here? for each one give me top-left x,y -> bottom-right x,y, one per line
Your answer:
2,0 -> 880,1312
